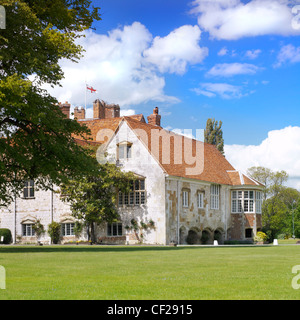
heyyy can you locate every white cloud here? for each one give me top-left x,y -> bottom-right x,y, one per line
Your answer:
207,63 -> 262,77
245,49 -> 262,60
192,82 -> 248,99
190,0 -> 300,40
143,25 -> 208,75
120,109 -> 136,116
225,126 -> 300,190
274,44 -> 300,67
218,47 -> 228,56
43,22 -> 185,108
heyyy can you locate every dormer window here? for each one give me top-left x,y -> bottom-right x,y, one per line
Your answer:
117,142 -> 132,160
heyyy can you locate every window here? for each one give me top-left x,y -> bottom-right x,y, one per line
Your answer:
117,143 -> 132,160
22,224 -> 35,236
23,180 -> 34,198
245,228 -> 253,238
244,191 -> 254,213
256,191 -> 263,213
232,190 -> 262,213
210,185 -> 220,210
61,223 -> 75,236
118,179 -> 146,206
107,222 -> 123,236
182,190 -> 189,208
197,192 -> 204,209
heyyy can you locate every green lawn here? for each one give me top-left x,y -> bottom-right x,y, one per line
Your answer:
0,245 -> 300,300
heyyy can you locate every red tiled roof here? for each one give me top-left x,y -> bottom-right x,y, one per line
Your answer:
227,170 -> 264,187
74,115 -> 264,187
124,117 -> 236,185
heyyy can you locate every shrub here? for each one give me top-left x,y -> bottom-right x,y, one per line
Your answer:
48,221 -> 61,244
32,219 -> 45,242
254,231 -> 268,243
0,228 -> 12,244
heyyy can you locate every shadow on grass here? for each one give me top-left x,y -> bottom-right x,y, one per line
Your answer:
0,244 -> 273,254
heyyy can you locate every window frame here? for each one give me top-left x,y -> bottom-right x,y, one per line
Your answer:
23,180 -> 35,199
118,179 -> 146,206
117,142 -> 132,160
107,222 -> 123,237
231,190 -> 263,213
61,223 -> 75,236
210,185 -> 220,210
182,190 -> 189,208
256,191 -> 263,214
197,192 -> 204,209
22,224 -> 35,237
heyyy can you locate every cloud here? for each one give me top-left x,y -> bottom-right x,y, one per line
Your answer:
225,126 -> 300,190
192,82 -> 249,99
143,25 -> 208,75
43,22 -> 188,108
120,109 -> 136,116
245,49 -> 262,60
206,63 -> 262,77
190,0 -> 300,40
274,44 -> 300,67
218,47 -> 228,56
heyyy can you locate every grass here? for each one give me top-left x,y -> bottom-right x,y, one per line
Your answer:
0,245 -> 300,300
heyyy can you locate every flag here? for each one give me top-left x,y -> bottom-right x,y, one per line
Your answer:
86,85 -> 97,93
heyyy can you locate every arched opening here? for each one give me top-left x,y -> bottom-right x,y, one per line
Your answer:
201,228 -> 213,244
186,227 -> 201,245
214,228 -> 224,244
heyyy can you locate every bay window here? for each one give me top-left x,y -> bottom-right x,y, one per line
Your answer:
231,190 -> 263,213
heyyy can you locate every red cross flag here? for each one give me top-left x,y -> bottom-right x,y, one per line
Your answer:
86,85 -> 97,93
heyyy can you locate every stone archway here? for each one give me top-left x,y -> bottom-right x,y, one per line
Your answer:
186,227 -> 201,245
214,228 -> 225,244
201,228 -> 213,244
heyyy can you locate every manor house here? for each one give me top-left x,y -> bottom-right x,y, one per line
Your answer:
0,100 -> 264,245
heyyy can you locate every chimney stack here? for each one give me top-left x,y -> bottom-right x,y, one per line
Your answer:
93,99 -> 120,119
59,101 -> 71,119
93,99 -> 104,119
74,107 -> 85,120
147,107 -> 161,127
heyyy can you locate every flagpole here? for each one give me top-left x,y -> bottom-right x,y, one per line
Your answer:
85,82 -> 87,112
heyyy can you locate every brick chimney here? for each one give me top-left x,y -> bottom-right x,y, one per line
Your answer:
93,99 -> 104,119
74,107 -> 85,120
59,101 -> 71,118
93,99 -> 120,119
147,107 -> 161,127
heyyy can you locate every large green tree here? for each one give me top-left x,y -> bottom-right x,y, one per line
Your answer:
204,118 -> 224,155
61,162 -> 136,243
247,166 -> 288,200
0,1 -> 101,205
248,167 -> 300,239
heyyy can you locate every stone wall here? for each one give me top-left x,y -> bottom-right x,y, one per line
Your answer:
165,177 -> 232,244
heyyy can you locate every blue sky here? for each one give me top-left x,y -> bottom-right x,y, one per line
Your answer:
89,0 -> 300,145
47,0 -> 300,189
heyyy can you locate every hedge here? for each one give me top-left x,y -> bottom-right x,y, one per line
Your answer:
0,228 -> 12,244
